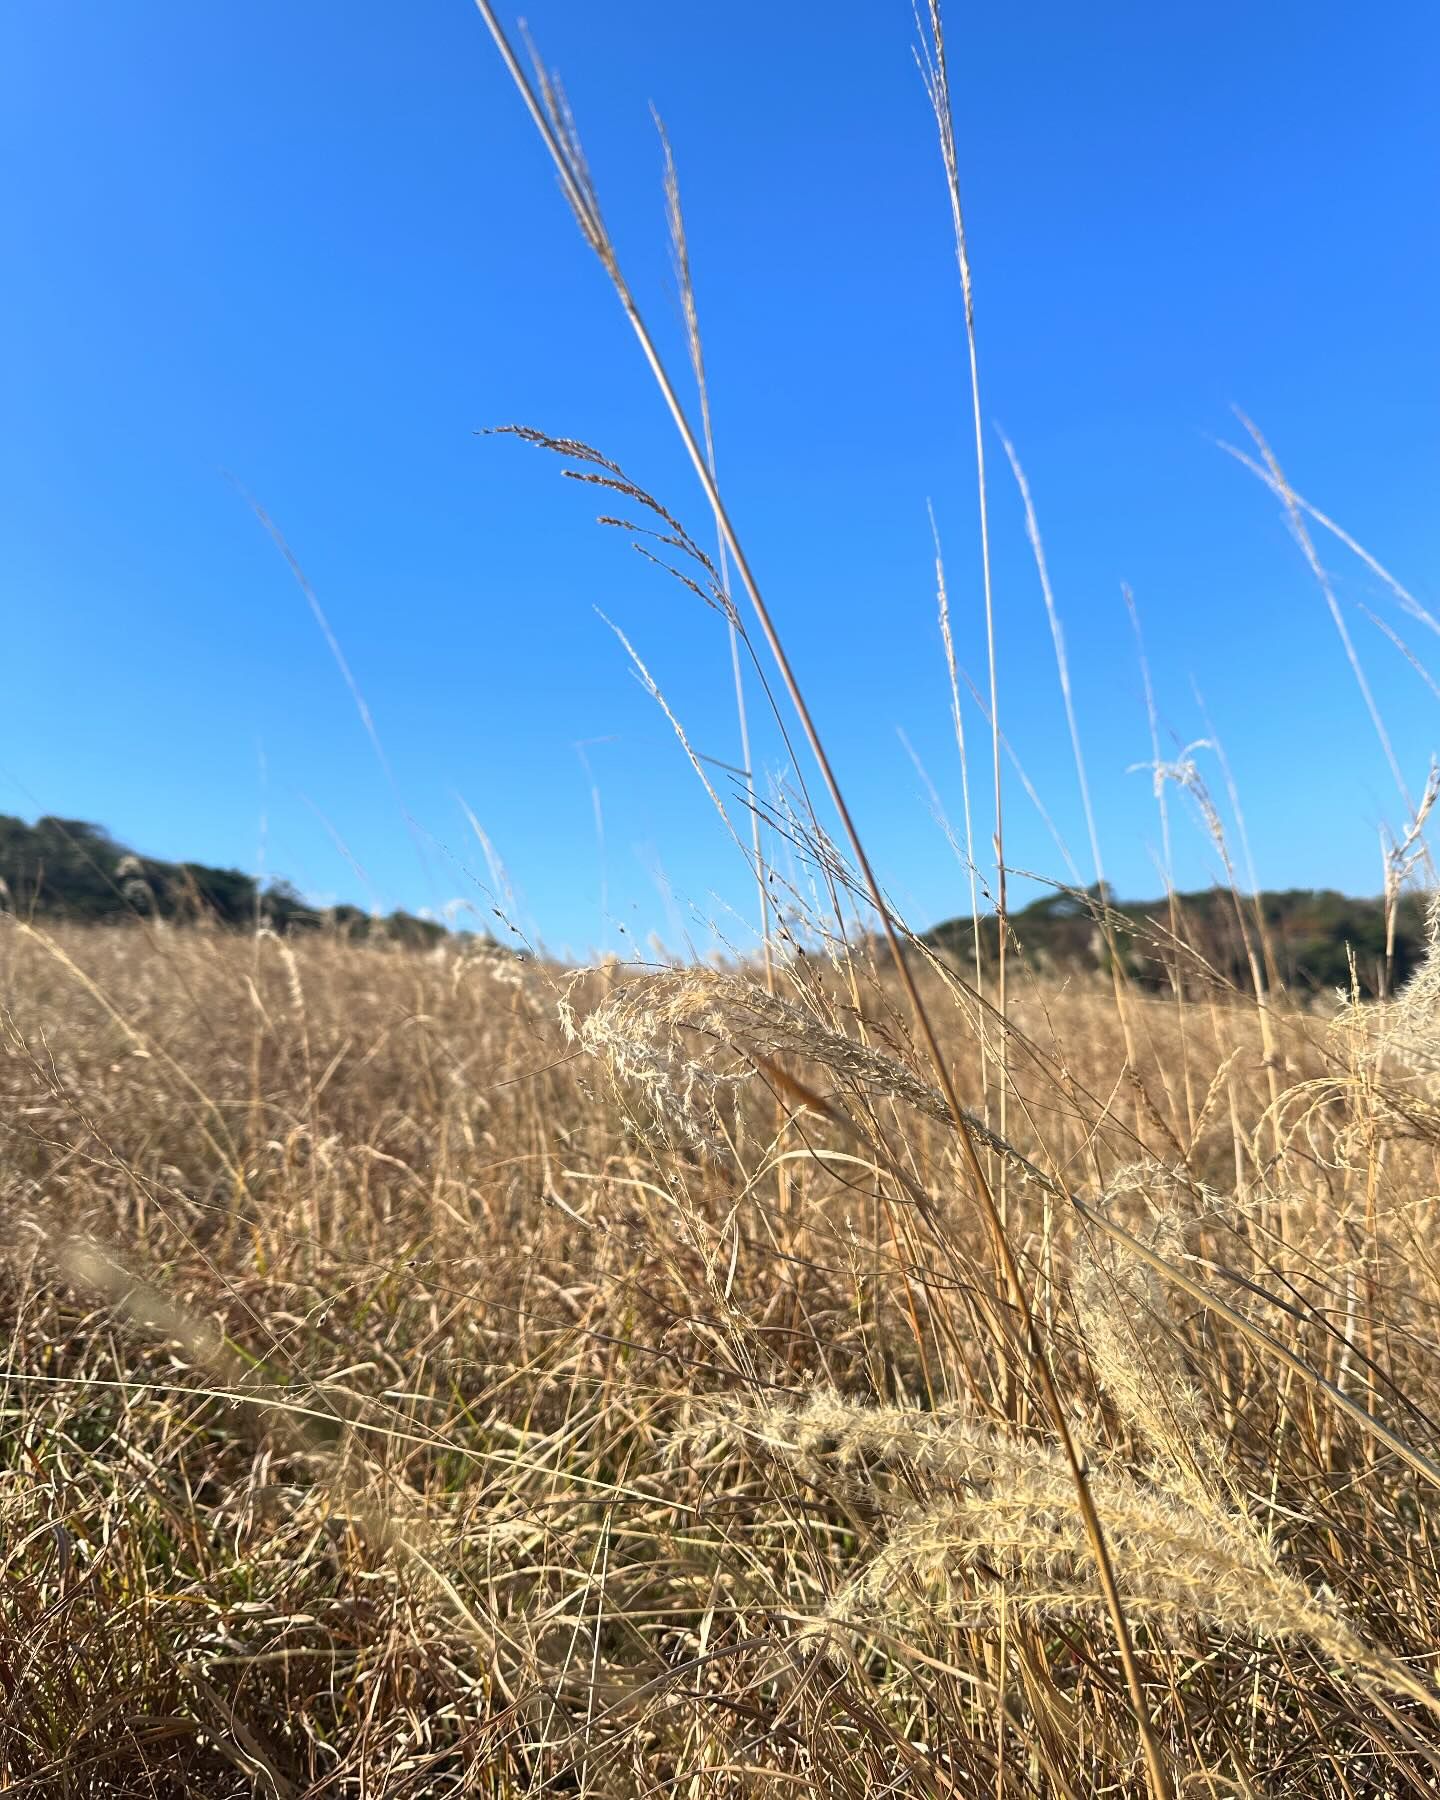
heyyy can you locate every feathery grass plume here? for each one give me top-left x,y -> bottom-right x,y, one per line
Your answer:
701,1389 -> 1440,1719
1311,895 -> 1440,1177
1346,892 -> 1440,1071
561,968 -> 742,1150
568,963 -> 1071,1196
1070,1180 -> 1233,1511
681,1387 -> 1102,1498
569,962 -> 1002,1202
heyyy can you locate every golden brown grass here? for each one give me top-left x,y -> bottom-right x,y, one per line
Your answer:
4,8 -> 1431,1794
5,910 -> 1440,1795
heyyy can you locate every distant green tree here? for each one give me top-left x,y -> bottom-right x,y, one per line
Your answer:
925,882 -> 1428,1000
0,815 -> 455,950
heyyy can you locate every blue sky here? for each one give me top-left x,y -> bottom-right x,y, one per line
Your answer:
3,3 -> 1437,958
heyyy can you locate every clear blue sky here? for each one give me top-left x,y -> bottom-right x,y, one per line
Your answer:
3,3 -> 1437,958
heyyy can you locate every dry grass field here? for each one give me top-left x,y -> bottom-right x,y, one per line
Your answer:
4,909 -> 1440,1795
5,8 -> 1435,1796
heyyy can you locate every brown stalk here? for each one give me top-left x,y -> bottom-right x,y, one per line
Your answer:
915,1 -> 1010,1234
469,8 -> 1173,1792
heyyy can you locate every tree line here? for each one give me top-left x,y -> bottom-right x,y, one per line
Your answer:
924,882 -> 1430,1000
0,815 -> 448,947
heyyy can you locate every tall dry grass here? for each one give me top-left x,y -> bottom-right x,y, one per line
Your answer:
5,5 -> 1437,1794
4,903 -> 1440,1794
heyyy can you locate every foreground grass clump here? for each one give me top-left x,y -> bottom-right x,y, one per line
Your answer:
3,916 -> 1440,1794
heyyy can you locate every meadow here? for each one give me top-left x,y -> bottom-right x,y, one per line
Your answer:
3,905 -> 1440,1795
5,5 -> 1438,1795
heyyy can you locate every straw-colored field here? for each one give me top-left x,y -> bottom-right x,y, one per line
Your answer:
4,914 -> 1440,1795
5,6 -> 1433,1794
